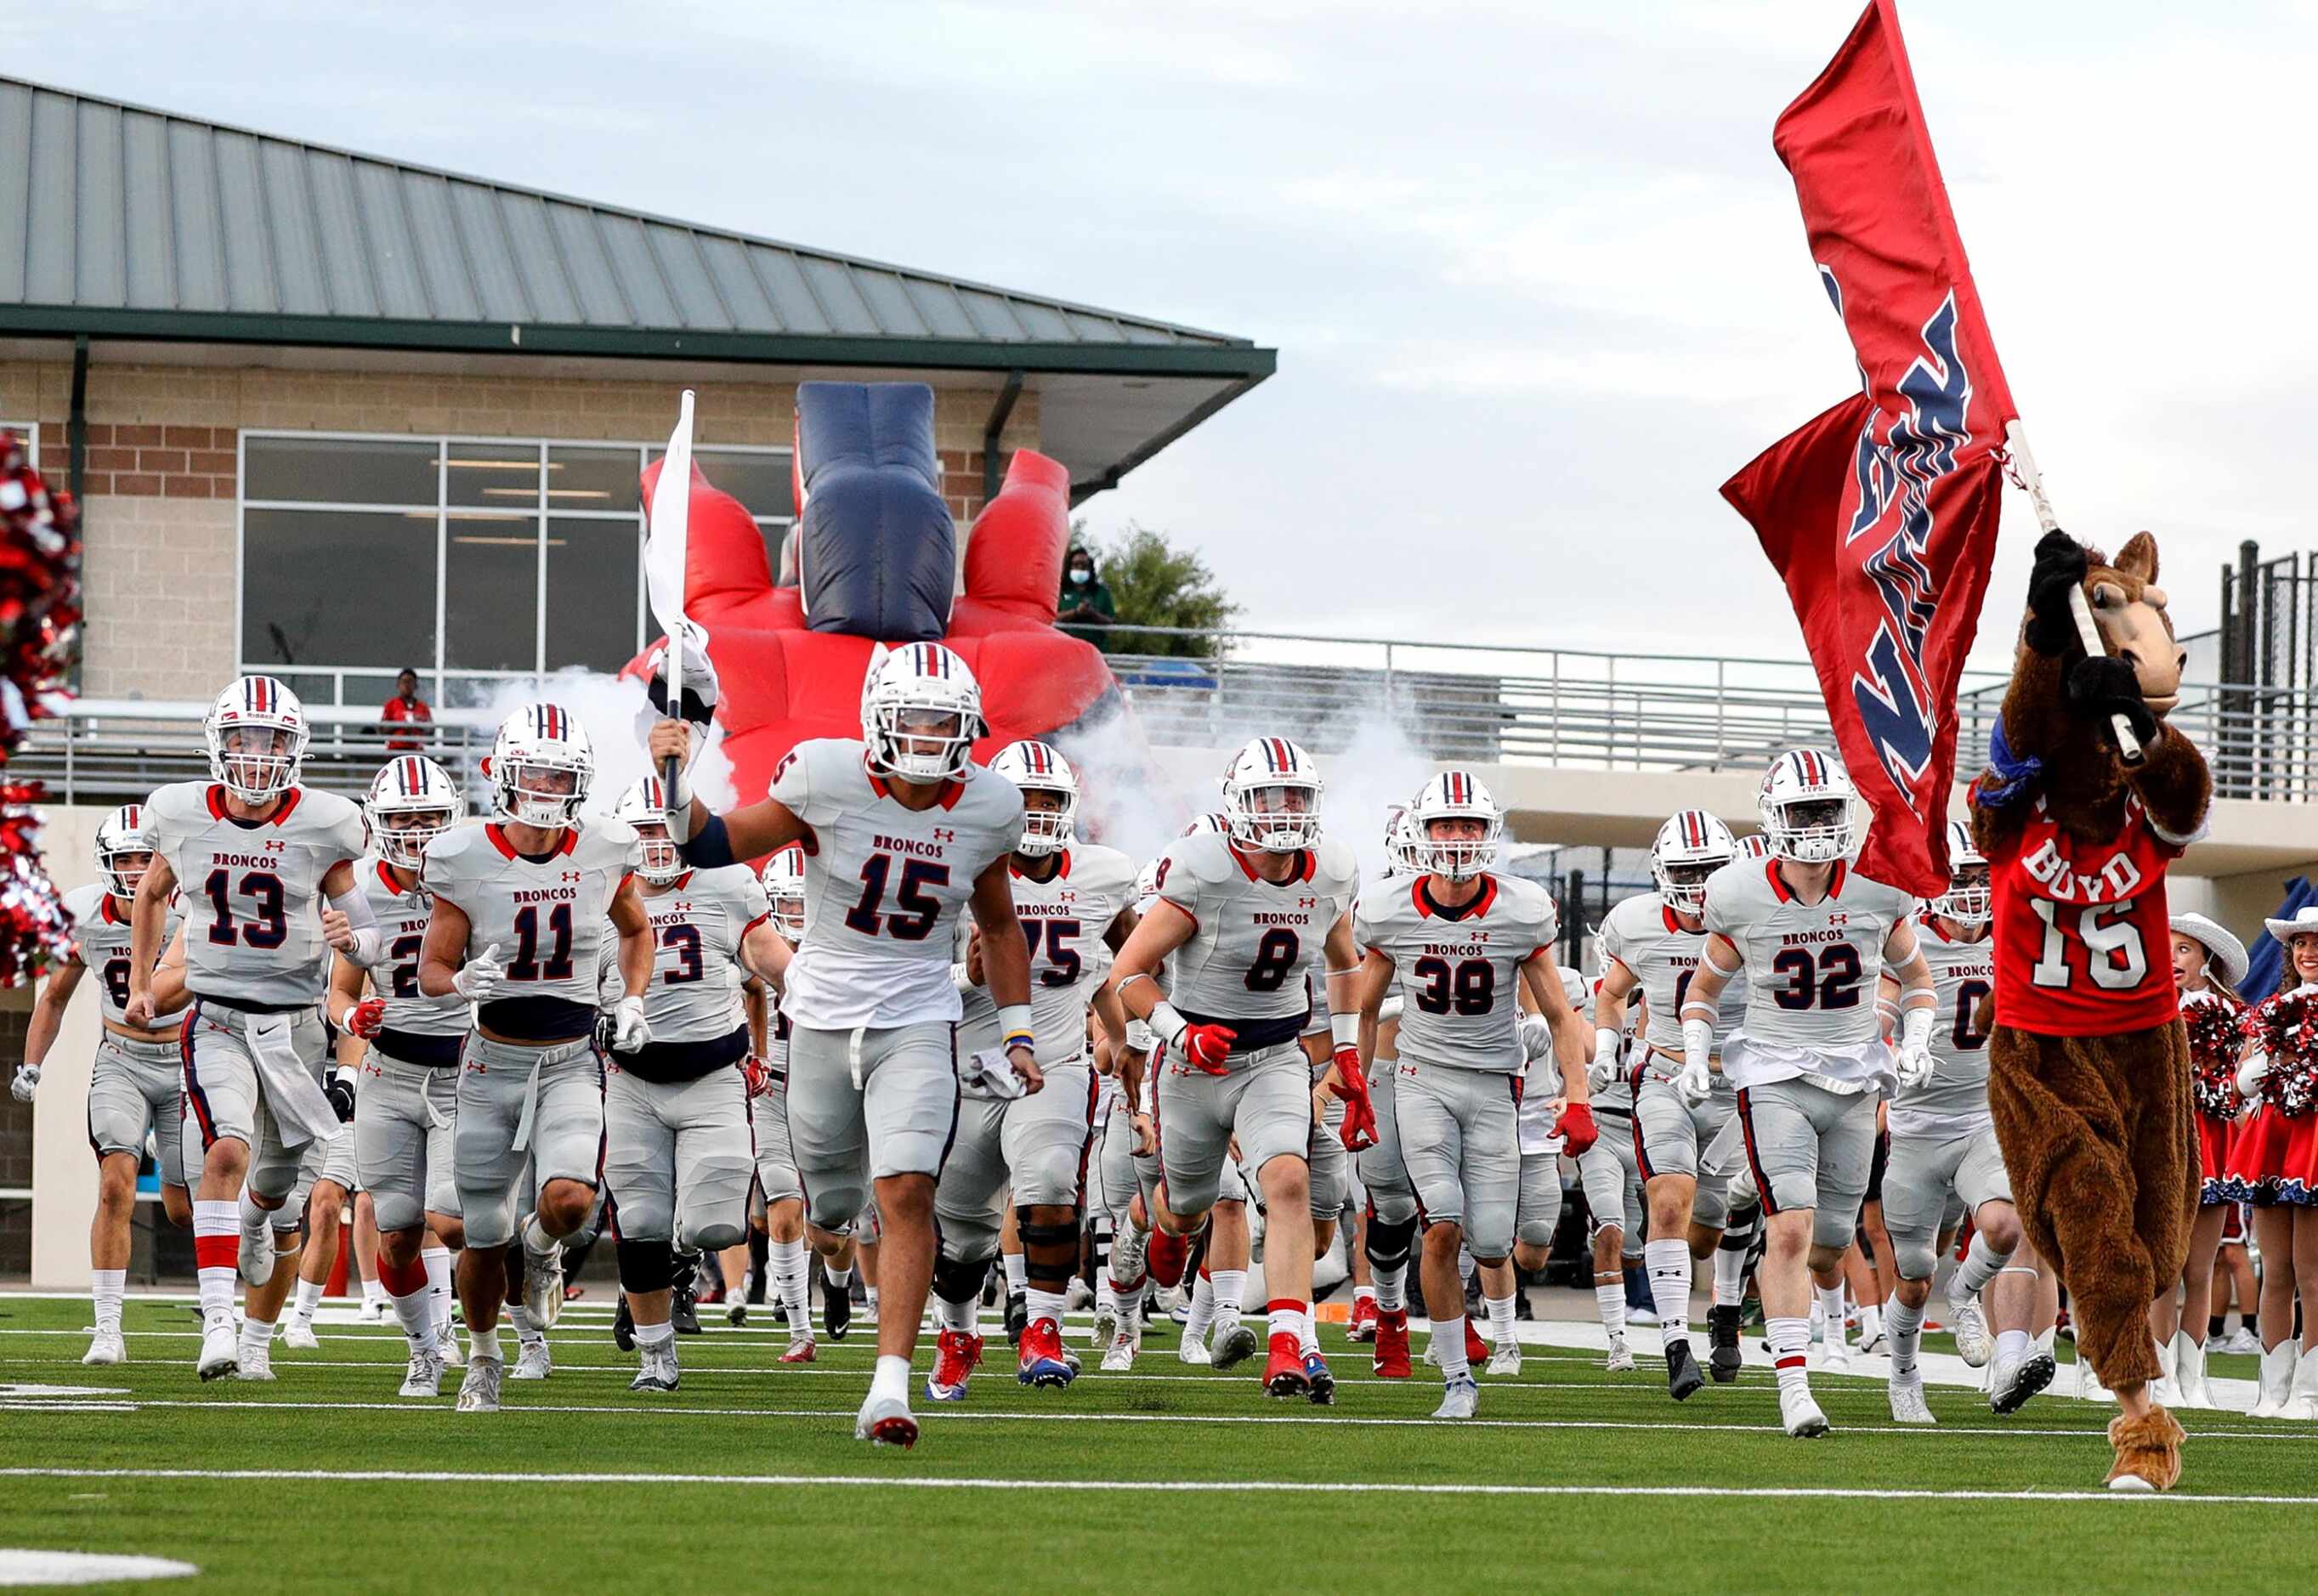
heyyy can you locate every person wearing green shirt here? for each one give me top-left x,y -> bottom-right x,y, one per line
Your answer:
1057,546 -> 1118,651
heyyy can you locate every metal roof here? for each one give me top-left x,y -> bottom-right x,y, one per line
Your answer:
0,76 -> 1273,386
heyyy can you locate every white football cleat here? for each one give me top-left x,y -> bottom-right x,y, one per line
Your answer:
1949,1295 -> 1992,1367
629,1343 -> 680,1394
1780,1384 -> 1830,1437
1486,1339 -> 1523,1378
1210,1323 -> 1260,1370
1887,1379 -> 1937,1425
357,1297 -> 388,1324
456,1354 -> 502,1412
439,1333 -> 465,1368
82,1329 -> 126,1367
511,1338 -> 553,1381
1605,1334 -> 1635,1373
1819,1334 -> 1852,1374
196,1318 -> 239,1381
1091,1305 -> 1118,1350
1101,1332 -> 1138,1372
399,1350 -> 445,1399
1433,1376 -> 1479,1419
1988,1346 -> 2057,1416
281,1320 -> 320,1351
520,1235 -> 564,1329
235,1339 -> 275,1382
855,1391 -> 919,1446
1176,1330 -> 1213,1367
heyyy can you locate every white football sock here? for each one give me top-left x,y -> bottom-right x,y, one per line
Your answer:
1885,1294 -> 1923,1380
870,1352 -> 911,1405
389,1279 -> 437,1355
823,1265 -> 852,1293
1299,1302 -> 1320,1357
1485,1291 -> 1516,1349
1025,1287 -> 1068,1329
1995,1327 -> 2031,1364
239,1311 -> 274,1354
1595,1276 -> 1628,1341
237,1186 -> 270,1244
1953,1231 -> 2007,1300
507,1303 -> 544,1348
1436,1314 -> 1471,1381
422,1245 -> 454,1338
522,1212 -> 557,1256
362,1275 -> 389,1310
91,1269 -> 126,1333
1267,1300 -> 1306,1346
1858,1302 -> 1883,1344
470,1325 -> 503,1362
633,1318 -> 674,1350
1768,1315 -> 1812,1396
1645,1240 -> 1692,1345
1109,1224 -> 1149,1291
1210,1268 -> 1247,1330
1712,1243 -> 1747,1308
768,1239 -> 809,1326
936,1294 -> 978,1333
1184,1275 -> 1216,1342
1354,1283 -> 1377,1305
1001,1254 -> 1028,1293
291,1276 -> 325,1325
1816,1283 -> 1848,1344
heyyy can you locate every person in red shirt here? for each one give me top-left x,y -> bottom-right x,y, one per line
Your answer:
380,669 -> 432,752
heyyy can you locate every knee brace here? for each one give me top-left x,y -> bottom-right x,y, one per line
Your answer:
1365,1209 -> 1417,1272
932,1251 -> 992,1307
617,1237 -> 675,1294
1017,1212 -> 1082,1288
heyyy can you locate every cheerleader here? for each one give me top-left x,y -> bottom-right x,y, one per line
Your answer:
2226,906 -> 2318,1419
2151,914 -> 2248,1409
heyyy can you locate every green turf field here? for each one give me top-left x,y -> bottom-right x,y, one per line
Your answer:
0,1293 -> 2310,1593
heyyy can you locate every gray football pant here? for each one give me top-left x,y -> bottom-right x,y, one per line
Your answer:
454,1033 -> 604,1250
1734,1078 -> 1878,1252
1392,1057 -> 1522,1261
1153,1040 -> 1311,1216
87,1033 -> 184,1182
785,1021 -> 960,1233
936,1061 -> 1098,1262
1884,1123 -> 2011,1280
603,1062 -> 752,1252
354,1044 -> 461,1234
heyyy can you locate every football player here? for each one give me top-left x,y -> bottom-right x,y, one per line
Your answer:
1875,820 -> 2051,1423
1109,737 -> 1374,1402
648,643 -> 1037,1447
749,846 -> 824,1362
1595,808 -> 1753,1397
599,778 -> 784,1394
418,704 -> 653,1413
1357,808 -> 1424,1377
929,742 -> 1138,1400
127,677 -> 383,1382
10,805 -> 189,1365
326,756 -> 472,1395
1574,994 -> 1647,1375
1680,750 -> 1936,1438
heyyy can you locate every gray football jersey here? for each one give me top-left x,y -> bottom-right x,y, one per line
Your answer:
1355,872 -> 1557,1074
65,883 -> 184,1027
959,843 -> 1138,1067
1885,916 -> 1995,1140
1597,891 -> 1750,1067
1701,857 -> 1913,1050
1155,831 -> 1358,1031
145,780 -> 370,1008
422,818 -> 640,1012
359,857 -> 468,1039
595,864 -> 769,1044
772,739 -> 1023,1030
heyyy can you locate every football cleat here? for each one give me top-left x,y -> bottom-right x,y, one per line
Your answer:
779,1333 -> 817,1365
1347,1295 -> 1380,1343
1177,1330 -> 1214,1367
1303,1351 -> 1336,1406
824,1275 -> 853,1342
520,1234 -> 564,1330
1664,1340 -> 1705,1402
399,1350 -> 445,1398
1463,1318 -> 1489,1368
926,1328 -> 983,1402
1988,1348 -> 2058,1416
1434,1375 -> 1480,1419
1887,1379 -> 1937,1425
281,1319 -> 319,1351
1102,1331 -> 1139,1372
1780,1384 -> 1830,1438
456,1355 -> 503,1412
855,1392 -> 919,1448
614,1293 -> 637,1353
234,1339 -> 275,1382
82,1329 -> 126,1367
1605,1334 -> 1636,1373
1091,1304 -> 1118,1350
1707,1304 -> 1743,1382
1004,1289 -> 1029,1346
1262,1333 -> 1311,1398
439,1333 -> 464,1369
196,1319 -> 239,1382
630,1344 -> 680,1394
1487,1338 -> 1524,1378
357,1297 -> 388,1324
727,1298 -> 749,1327
1949,1294 -> 1993,1368
669,1264 -> 703,1337
1373,1309 -> 1413,1378
1018,1319 -> 1075,1389
1210,1322 -> 1259,1371
511,1338 -> 553,1381
1819,1334 -> 1852,1374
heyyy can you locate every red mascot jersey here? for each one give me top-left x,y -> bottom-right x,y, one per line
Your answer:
1986,793 -> 2187,1037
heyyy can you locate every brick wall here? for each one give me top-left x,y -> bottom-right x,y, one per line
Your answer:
80,494 -> 238,700
80,423 -> 237,500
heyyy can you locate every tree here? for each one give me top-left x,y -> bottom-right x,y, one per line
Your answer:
1079,519 -> 1240,659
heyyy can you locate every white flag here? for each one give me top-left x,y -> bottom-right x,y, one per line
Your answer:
645,389 -> 696,710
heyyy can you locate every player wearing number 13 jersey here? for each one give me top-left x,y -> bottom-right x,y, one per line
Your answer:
1682,750 -> 1936,1440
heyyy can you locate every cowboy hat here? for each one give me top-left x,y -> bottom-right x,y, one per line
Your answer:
2173,912 -> 2249,988
2259,904 -> 2318,961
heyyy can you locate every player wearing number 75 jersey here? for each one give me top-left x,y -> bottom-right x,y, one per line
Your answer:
419,704 -> 653,1415
646,642 -> 1036,1450
1680,750 -> 1935,1440
131,676 -> 386,1384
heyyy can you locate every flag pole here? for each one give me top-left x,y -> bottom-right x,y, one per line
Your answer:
2003,419 -> 2144,765
649,390 -> 698,800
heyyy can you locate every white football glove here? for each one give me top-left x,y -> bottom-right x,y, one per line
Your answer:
452,943 -> 507,1004
2237,1052 -> 2271,1096
1680,1016 -> 1714,1077
1896,1005 -> 1936,1089
1676,1056 -> 1713,1106
8,1063 -> 37,1102
1587,1027 -> 1621,1091
1517,1013 -> 1554,1065
611,995 -> 650,1054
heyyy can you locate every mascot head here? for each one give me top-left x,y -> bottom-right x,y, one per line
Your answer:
2069,532 -> 2186,719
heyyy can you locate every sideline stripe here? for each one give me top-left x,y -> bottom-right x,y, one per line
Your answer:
0,1467 -> 2312,1506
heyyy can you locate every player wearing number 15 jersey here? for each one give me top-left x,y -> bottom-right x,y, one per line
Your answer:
1681,750 -> 1936,1440
649,642 -> 1038,1449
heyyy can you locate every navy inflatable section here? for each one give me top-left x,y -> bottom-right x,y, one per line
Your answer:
792,381 -> 955,642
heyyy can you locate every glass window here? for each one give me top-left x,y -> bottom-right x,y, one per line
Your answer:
444,513 -> 538,671
444,442 -> 541,510
651,446 -> 795,519
547,446 -> 643,515
546,518 -> 642,674
242,509 -> 437,669
246,436 -> 436,505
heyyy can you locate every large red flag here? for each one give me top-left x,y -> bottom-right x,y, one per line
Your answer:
1721,0 -> 2017,897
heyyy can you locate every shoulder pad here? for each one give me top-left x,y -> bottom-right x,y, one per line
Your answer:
1310,836 -> 1359,890
62,882 -> 104,924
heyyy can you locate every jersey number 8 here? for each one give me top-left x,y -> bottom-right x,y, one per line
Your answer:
1244,928 -> 1301,993
1413,956 -> 1495,1016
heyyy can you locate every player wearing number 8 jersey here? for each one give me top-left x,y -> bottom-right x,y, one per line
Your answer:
1681,750 -> 1935,1439
419,704 -> 652,1413
132,676 -> 386,1384
647,642 -> 1039,1448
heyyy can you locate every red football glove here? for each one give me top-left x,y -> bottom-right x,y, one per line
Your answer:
740,1054 -> 776,1099
345,998 -> 387,1039
1180,1022 -> 1237,1075
1329,1045 -> 1379,1151
1556,1101 -> 1599,1156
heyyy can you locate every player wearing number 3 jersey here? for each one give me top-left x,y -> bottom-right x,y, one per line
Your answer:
649,642 -> 1037,1449
1681,750 -> 1934,1440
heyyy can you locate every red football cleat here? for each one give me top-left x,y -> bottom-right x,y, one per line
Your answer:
926,1328 -> 983,1402
1373,1309 -> 1412,1378
1263,1332 -> 1310,1398
1017,1317 -> 1075,1389
1347,1295 -> 1380,1343
779,1335 -> 817,1364
1465,1318 -> 1489,1368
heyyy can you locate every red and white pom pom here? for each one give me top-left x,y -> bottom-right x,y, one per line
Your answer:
0,433 -> 82,986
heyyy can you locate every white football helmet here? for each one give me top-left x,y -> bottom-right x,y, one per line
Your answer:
1650,809 -> 1736,915
1134,857 -> 1163,911
486,703 -> 594,829
762,845 -> 808,942
1411,770 -> 1502,882
862,642 -> 985,784
366,756 -> 466,872
989,739 -> 1079,857
94,803 -> 156,899
1930,818 -> 1992,926
1734,832 -> 1773,862
1220,737 -> 1323,852
1756,749 -> 1859,864
1382,803 -> 1422,879
204,676 -> 309,805
614,777 -> 683,885
1182,812 -> 1229,837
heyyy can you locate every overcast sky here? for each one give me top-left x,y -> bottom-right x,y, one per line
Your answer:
25,0 -> 2309,668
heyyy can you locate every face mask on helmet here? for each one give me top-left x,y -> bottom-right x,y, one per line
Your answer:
1764,796 -> 1855,863
1655,860 -> 1720,913
1933,863 -> 1993,925
632,821 -> 681,884
863,647 -> 985,784
762,847 -> 808,941
375,808 -> 456,870
367,757 -> 466,870
1421,816 -> 1498,881
206,713 -> 307,805
1228,780 -> 1320,852
98,843 -> 152,899
1017,788 -> 1076,856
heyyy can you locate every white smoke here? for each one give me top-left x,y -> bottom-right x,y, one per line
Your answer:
470,669 -> 738,819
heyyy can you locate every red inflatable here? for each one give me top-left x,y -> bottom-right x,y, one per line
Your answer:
625,445 -> 1142,815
